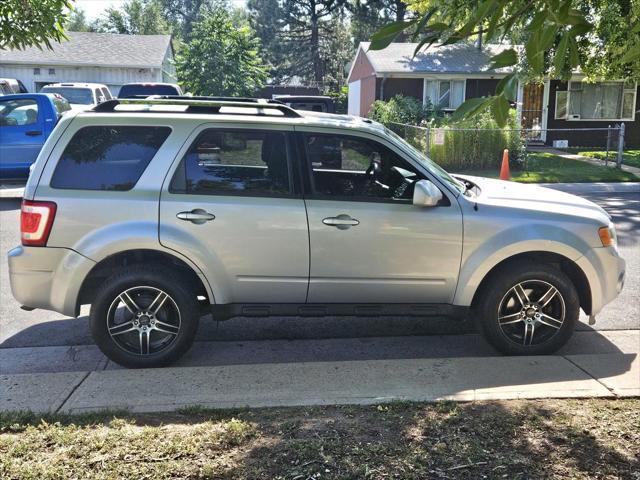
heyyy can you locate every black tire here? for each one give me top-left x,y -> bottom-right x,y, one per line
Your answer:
476,261 -> 579,355
90,265 -> 200,368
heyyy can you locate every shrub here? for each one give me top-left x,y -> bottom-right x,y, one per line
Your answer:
375,101 -> 524,172
369,95 -> 434,125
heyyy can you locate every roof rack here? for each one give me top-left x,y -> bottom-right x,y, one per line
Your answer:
92,97 -> 301,118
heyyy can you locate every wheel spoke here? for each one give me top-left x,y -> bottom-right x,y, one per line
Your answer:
512,284 -> 530,307
148,291 -> 168,315
119,292 -> 140,314
499,312 -> 523,325
538,313 -> 563,329
523,322 -> 535,345
139,330 -> 151,355
538,286 -> 558,307
109,321 -> 136,336
153,320 -> 180,335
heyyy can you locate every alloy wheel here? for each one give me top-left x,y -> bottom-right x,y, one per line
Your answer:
497,279 -> 566,346
106,286 -> 181,355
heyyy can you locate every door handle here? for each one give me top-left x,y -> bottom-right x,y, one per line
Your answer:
25,130 -> 42,136
176,209 -> 215,224
322,214 -> 359,230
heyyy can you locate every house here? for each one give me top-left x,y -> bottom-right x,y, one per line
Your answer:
0,32 -> 176,96
348,42 -> 639,147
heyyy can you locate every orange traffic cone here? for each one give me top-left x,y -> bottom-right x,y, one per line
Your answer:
499,149 -> 510,180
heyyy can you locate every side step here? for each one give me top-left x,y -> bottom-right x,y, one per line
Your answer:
210,303 -> 469,321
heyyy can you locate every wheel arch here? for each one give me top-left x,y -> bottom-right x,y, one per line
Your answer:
469,251 -> 592,315
77,248 -> 213,314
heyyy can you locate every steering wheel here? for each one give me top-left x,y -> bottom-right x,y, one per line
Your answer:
389,166 -> 417,200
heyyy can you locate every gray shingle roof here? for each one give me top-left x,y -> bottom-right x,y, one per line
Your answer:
0,32 -> 172,68
360,42 -> 516,74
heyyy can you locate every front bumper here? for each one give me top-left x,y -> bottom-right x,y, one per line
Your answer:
8,245 -> 96,317
575,246 -> 626,315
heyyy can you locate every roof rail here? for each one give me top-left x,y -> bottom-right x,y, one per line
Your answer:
92,97 -> 301,118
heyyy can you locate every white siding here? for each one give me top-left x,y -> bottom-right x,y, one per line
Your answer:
348,80 -> 361,116
0,64 -> 164,96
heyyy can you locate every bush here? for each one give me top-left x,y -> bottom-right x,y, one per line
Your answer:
327,86 -> 348,114
374,99 -> 524,172
369,95 -> 434,125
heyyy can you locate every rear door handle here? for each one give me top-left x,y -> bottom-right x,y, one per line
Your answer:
322,214 -> 359,230
25,130 -> 42,136
176,209 -> 215,224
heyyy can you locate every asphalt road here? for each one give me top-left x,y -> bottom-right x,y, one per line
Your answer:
1,190 -> 638,350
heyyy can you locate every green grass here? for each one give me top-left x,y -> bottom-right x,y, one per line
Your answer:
454,152 -> 639,183
564,149 -> 640,169
1,399 -> 638,479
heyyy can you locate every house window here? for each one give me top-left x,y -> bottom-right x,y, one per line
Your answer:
48,68 -> 55,75
564,80 -> 636,121
33,68 -> 40,75
424,80 -> 465,110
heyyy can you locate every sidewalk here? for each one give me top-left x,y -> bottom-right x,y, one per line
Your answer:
2,332 -> 638,414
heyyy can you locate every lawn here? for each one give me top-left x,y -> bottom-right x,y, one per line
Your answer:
455,152 -> 639,183
1,398 -> 638,479
565,149 -> 640,169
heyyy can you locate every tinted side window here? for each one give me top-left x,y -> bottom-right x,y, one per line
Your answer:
51,126 -> 171,191
305,134 -> 421,201
0,99 -> 38,126
170,129 -> 291,197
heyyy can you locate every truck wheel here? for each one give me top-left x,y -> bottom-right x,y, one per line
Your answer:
477,262 -> 579,355
90,265 -> 200,368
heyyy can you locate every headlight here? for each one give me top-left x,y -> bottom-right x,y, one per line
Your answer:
598,225 -> 617,247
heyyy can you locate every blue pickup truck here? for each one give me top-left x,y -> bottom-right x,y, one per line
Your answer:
0,93 -> 70,179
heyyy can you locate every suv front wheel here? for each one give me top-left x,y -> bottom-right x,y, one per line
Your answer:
477,262 -> 580,355
90,266 -> 200,368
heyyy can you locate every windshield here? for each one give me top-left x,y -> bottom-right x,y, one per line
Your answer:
41,87 -> 94,105
118,84 -> 181,98
383,126 -> 465,194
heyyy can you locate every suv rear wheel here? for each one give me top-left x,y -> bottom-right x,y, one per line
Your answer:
477,262 -> 579,355
90,266 -> 200,368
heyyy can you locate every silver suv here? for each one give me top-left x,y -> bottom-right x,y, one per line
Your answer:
8,98 -> 626,368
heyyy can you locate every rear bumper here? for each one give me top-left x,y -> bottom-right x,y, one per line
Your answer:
8,245 -> 96,317
575,246 -> 626,315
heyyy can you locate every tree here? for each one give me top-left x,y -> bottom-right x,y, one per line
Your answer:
247,0 -> 287,82
175,8 -> 268,95
370,0 -> 640,126
66,8 -> 93,32
157,0 -> 224,39
0,0 -> 72,50
93,0 -> 169,35
349,0 -> 408,45
280,0 -> 347,84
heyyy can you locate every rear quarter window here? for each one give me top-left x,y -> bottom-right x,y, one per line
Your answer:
50,126 -> 171,191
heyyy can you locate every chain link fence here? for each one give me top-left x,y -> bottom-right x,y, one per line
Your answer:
387,122 -> 627,172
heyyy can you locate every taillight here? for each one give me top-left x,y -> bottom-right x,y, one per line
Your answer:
21,200 -> 57,246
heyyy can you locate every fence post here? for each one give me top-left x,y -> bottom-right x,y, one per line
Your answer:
425,126 -> 430,156
616,123 -> 625,169
605,124 -> 611,166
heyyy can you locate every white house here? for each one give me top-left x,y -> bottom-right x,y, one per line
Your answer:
0,32 -> 176,96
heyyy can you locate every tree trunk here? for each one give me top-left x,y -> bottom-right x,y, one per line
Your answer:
310,2 -> 323,84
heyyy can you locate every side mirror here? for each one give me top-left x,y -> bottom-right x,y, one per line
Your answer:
413,179 -> 443,207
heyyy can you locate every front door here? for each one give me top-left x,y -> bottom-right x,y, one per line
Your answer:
299,130 -> 463,304
159,126 -> 309,304
521,83 -> 546,142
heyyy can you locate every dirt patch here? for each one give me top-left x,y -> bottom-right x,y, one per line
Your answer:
1,398 -> 638,479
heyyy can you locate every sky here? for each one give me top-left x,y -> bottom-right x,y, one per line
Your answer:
75,0 -> 247,20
